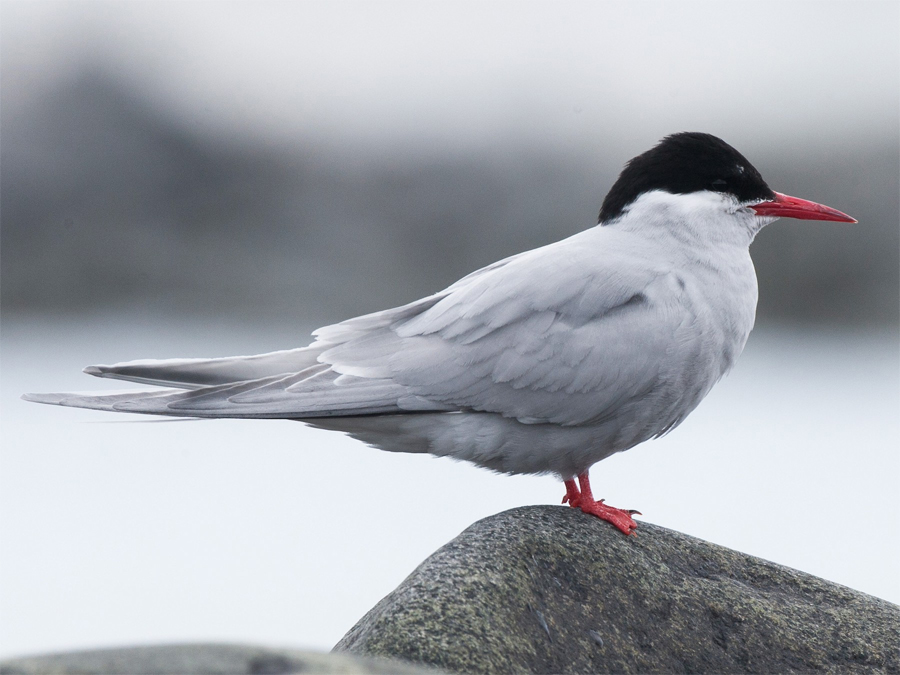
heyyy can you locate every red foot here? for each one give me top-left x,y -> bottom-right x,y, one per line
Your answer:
562,473 -> 641,536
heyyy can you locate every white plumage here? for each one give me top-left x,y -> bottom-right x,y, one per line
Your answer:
25,190 -> 761,477
25,132 -> 855,533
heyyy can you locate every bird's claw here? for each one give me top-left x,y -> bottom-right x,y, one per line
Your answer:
577,499 -> 641,536
561,480 -> 640,536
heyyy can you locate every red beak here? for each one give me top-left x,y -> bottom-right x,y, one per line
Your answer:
750,192 -> 856,223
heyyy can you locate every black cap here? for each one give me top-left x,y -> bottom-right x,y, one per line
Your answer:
599,132 -> 776,224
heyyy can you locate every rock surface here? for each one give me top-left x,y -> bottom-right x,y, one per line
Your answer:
336,506 -> 900,674
0,644 -> 439,675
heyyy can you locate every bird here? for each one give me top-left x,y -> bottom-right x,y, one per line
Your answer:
24,132 -> 855,535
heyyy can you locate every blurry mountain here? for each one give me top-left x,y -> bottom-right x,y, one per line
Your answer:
2,71 -> 897,327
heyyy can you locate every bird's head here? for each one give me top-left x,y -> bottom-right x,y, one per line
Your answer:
598,132 -> 855,235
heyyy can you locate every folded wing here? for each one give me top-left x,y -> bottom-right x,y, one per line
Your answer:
26,227 -> 688,426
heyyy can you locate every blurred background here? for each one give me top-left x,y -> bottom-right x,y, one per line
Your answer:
2,0 -> 898,660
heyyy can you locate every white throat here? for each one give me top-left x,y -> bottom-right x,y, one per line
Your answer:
607,189 -> 772,247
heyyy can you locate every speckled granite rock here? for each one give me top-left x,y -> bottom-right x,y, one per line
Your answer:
0,644 -> 441,675
335,505 -> 900,674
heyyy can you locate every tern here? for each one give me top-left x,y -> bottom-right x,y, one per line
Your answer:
25,132 -> 855,535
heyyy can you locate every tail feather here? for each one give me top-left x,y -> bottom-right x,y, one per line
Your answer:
24,292 -> 468,420
84,347 -> 321,389
23,364 -> 452,419
22,389 -> 182,413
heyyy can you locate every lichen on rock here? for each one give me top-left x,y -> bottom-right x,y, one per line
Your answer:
335,506 -> 900,674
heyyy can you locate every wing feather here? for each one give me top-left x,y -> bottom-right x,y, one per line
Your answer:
27,226 -> 692,429
319,227 -> 686,426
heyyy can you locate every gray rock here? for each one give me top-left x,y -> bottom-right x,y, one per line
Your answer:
0,644 -> 439,675
335,506 -> 900,674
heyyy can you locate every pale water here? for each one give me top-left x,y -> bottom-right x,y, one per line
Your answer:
1,314 -> 897,658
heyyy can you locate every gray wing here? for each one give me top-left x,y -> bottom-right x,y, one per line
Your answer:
318,228 -> 689,426
22,293 -> 448,417
25,227 -> 689,424
21,251 -> 517,416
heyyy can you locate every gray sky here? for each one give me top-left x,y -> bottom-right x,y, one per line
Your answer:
4,1 -> 897,152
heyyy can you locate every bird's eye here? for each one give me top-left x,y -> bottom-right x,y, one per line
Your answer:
710,179 -> 728,192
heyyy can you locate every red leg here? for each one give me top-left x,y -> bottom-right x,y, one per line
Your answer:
561,471 -> 641,536
562,478 -> 580,505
